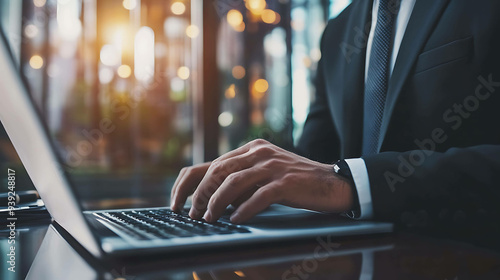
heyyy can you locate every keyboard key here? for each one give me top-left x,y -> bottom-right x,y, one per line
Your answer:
97,209 -> 250,240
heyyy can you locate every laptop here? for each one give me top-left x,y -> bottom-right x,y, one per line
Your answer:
0,29 -> 392,259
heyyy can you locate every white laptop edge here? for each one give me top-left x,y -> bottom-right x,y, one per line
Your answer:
0,31 -> 103,257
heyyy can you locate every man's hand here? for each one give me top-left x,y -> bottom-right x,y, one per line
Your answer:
170,139 -> 354,224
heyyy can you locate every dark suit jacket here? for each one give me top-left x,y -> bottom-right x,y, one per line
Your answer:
297,0 -> 500,246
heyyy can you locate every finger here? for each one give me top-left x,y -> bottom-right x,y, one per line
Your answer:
231,186 -> 259,207
189,152 -> 255,219
230,184 -> 282,224
214,138 -> 268,162
172,174 -> 198,212
172,164 -> 209,212
170,168 -> 187,203
172,177 -> 202,212
215,144 -> 250,162
204,167 -> 269,222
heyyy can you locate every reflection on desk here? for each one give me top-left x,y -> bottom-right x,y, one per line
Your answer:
0,224 -> 49,280
16,223 -> 500,280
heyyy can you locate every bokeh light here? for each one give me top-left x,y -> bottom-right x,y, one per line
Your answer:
171,2 -> 186,15
57,0 -> 82,41
232,66 -> 246,79
117,65 -> 132,78
186,25 -> 200,38
225,84 -> 236,99
29,55 -> 44,69
234,22 -> 245,32
122,0 -> 137,10
227,9 -> 243,29
177,66 -> 190,80
254,79 -> 269,93
261,9 -> 276,24
218,112 -> 234,127
100,44 -> 121,66
251,79 -> 269,99
33,0 -> 46,8
246,0 -> 267,15
273,12 -> 281,25
310,48 -> 322,62
303,56 -> 312,68
24,24 -> 39,38
134,26 -> 155,82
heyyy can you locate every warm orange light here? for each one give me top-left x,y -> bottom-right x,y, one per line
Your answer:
252,79 -> 268,99
303,57 -> 312,68
232,66 -> 246,79
251,110 -> 264,125
192,272 -> 200,280
274,12 -> 281,24
117,65 -> 132,78
254,79 -> 269,93
246,0 -> 267,15
29,55 -> 44,69
122,0 -> 137,10
234,271 -> 246,277
171,2 -> 186,15
227,9 -> 243,28
234,22 -> 246,32
33,0 -> 46,8
186,25 -> 200,38
231,65 -> 246,80
261,9 -> 276,24
177,66 -> 190,80
225,84 -> 236,99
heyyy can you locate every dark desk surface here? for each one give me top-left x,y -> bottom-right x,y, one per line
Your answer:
2,221 -> 500,280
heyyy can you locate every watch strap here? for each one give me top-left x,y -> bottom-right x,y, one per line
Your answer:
333,160 -> 361,218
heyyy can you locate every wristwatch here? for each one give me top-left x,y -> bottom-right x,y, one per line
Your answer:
333,160 -> 353,181
333,160 -> 361,218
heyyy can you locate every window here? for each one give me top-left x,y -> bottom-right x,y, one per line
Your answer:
0,0 -> 350,209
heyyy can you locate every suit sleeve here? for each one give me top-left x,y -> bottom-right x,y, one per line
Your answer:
296,24 -> 341,164
363,145 -> 500,245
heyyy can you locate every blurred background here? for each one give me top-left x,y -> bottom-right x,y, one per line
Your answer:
0,0 -> 351,210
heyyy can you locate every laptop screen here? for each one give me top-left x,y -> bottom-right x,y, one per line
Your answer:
0,0 -> 197,211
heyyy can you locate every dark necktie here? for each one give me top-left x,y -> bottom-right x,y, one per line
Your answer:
362,0 -> 399,156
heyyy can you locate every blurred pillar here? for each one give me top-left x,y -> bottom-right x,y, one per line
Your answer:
90,0 -> 103,132
193,0 -> 221,163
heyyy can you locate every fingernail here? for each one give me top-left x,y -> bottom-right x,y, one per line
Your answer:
203,210 -> 212,222
230,212 -> 241,224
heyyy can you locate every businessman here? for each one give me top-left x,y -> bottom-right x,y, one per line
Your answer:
171,0 -> 500,242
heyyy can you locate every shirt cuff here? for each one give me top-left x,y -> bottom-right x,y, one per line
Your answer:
345,158 -> 374,219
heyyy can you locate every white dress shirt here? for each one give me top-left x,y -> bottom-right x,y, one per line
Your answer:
346,0 -> 416,219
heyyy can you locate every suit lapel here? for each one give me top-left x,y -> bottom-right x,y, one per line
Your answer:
341,0 -> 372,158
377,0 -> 451,152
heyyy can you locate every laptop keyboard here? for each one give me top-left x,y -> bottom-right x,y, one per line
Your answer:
98,209 -> 250,240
